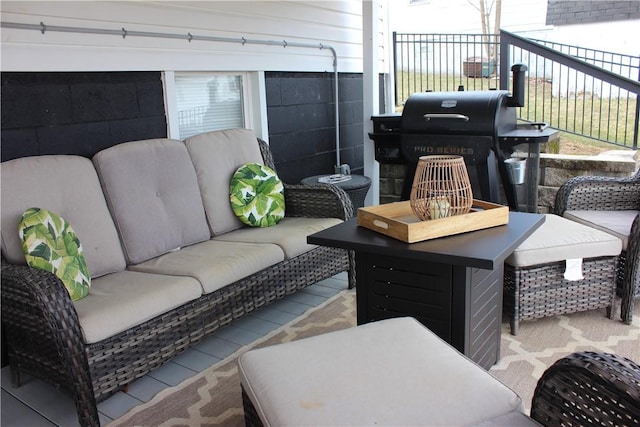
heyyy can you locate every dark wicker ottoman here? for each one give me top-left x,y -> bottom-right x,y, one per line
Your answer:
504,214 -> 621,335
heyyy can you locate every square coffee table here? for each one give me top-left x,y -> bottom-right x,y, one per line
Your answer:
308,211 -> 544,369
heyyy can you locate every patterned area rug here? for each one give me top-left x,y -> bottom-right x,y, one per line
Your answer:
109,290 -> 639,426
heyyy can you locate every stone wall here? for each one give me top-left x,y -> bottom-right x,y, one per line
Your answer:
537,151 -> 638,213
379,151 -> 638,212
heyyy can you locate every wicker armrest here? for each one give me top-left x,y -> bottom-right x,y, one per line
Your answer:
1,258 -> 99,426
531,351 -> 640,427
283,183 -> 354,220
256,137 -> 354,220
554,171 -> 640,215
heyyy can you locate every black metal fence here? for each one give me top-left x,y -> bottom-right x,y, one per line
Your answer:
394,30 -> 640,149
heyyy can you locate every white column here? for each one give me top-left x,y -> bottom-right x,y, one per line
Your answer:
362,0 -> 382,206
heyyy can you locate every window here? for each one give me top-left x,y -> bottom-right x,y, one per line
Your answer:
171,72 -> 245,139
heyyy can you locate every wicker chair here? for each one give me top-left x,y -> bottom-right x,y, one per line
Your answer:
531,351 -> 640,426
555,169 -> 640,324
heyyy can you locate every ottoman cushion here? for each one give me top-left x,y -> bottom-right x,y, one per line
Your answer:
564,210 -> 638,250
506,214 -> 621,268
238,317 -> 529,426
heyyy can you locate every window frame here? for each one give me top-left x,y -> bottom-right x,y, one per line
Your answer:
163,70 -> 267,140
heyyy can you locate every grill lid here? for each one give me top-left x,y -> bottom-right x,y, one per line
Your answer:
401,90 -> 515,136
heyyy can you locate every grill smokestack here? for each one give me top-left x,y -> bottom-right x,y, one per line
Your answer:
508,64 -> 527,107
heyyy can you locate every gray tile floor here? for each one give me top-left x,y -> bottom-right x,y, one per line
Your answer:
1,273 -> 348,427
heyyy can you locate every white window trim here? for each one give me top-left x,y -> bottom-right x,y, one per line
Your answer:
162,71 -> 268,141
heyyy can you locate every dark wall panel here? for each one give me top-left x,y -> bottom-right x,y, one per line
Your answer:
1,70 -> 365,183
1,72 -> 167,161
265,72 -> 364,184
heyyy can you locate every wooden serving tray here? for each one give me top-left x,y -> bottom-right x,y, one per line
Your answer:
356,199 -> 509,243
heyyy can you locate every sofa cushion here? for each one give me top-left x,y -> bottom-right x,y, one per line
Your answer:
19,208 -> 91,301
238,317 -> 525,426
127,240 -> 284,294
564,210 -> 638,250
506,214 -> 622,268
1,155 -> 126,277
74,270 -> 202,343
93,139 -> 211,264
184,129 -> 265,235
214,217 -> 342,259
230,162 -> 285,227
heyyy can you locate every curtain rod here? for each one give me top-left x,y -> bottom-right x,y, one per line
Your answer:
1,20 -> 343,168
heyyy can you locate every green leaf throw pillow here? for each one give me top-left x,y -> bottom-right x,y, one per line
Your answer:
18,207 -> 91,301
230,163 -> 285,227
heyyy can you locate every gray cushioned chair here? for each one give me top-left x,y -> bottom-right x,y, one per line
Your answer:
554,169 -> 640,324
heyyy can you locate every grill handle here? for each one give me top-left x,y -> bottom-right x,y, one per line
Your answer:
423,113 -> 470,121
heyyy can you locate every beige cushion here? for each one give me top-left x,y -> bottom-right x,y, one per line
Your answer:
184,129 -> 265,236
238,317 -> 526,427
127,240 -> 284,294
564,210 -> 638,250
93,139 -> 211,264
74,270 -> 202,343
214,217 -> 342,259
506,214 -> 622,268
473,411 -> 541,426
0,155 -> 126,278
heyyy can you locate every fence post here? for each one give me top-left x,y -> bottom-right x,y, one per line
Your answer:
393,31 -> 398,108
499,30 -> 510,91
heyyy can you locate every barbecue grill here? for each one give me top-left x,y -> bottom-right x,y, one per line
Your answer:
370,64 -> 559,212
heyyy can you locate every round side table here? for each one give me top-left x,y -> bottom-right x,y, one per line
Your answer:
301,174 -> 371,209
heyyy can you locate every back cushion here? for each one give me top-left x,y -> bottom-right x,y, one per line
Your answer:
1,155 -> 126,277
185,129 -> 265,235
93,139 -> 210,264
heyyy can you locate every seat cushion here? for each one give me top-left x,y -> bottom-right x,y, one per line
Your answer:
74,270 -> 202,343
506,214 -> 622,268
238,317 -> 525,427
214,217 -> 342,259
93,139 -> 211,264
564,210 -> 638,251
1,155 -> 126,277
184,129 -> 265,235
127,240 -> 284,294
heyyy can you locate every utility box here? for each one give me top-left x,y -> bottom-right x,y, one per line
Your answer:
463,58 -> 496,78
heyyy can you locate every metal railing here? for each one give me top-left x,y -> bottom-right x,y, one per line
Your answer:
394,30 -> 640,149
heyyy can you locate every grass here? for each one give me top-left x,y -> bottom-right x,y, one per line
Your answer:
396,72 -> 638,155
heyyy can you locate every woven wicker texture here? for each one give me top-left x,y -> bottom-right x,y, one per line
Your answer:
410,155 -> 473,220
555,169 -> 640,324
504,257 -> 617,335
531,351 -> 640,427
1,138 -> 354,427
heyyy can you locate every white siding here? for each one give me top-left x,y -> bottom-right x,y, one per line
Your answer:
0,1 -> 364,73
389,0 -> 550,35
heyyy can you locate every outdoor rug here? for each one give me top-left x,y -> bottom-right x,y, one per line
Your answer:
109,290 -> 640,426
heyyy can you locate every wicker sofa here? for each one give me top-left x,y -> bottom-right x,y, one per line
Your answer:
554,168 -> 640,324
1,128 -> 354,426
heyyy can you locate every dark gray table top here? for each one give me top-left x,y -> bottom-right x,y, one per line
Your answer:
301,174 -> 371,190
308,211 -> 545,270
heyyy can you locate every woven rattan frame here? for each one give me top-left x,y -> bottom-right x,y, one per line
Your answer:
1,139 -> 355,427
504,256 -> 617,335
554,169 -> 640,324
531,351 -> 640,426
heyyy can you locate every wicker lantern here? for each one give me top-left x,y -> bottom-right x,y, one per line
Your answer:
410,155 -> 473,220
